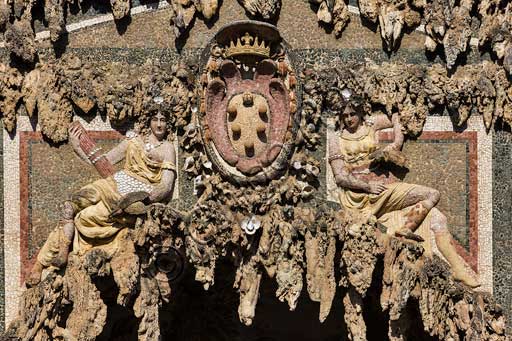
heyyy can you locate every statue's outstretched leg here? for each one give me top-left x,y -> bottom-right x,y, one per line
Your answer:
395,187 -> 440,242
430,209 -> 480,288
26,201 -> 77,287
394,202 -> 428,242
51,201 -> 76,267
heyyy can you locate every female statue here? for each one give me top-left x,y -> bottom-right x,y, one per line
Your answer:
27,110 -> 177,286
328,89 -> 479,288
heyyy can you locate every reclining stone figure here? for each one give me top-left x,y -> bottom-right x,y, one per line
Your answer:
27,110 -> 177,287
328,88 -> 480,288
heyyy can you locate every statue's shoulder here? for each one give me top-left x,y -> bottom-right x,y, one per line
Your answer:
328,130 -> 343,156
161,140 -> 176,156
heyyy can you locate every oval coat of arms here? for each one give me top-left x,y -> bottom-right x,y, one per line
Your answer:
199,21 -> 299,183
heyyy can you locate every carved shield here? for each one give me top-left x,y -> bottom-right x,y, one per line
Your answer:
199,21 -> 298,183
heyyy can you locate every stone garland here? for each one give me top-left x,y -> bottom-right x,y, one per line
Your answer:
2,57 -> 510,145
303,60 -> 512,134
0,55 -> 195,142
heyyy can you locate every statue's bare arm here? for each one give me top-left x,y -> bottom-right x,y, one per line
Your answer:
149,143 -> 176,203
105,140 -> 129,165
328,136 -> 386,194
372,113 -> 404,150
68,125 -> 91,164
69,125 -> 129,165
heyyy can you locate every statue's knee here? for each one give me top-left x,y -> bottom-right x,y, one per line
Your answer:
430,208 -> 447,232
427,188 -> 440,206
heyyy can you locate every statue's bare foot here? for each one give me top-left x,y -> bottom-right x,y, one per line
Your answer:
26,261 -> 44,288
51,235 -> 72,268
452,269 -> 481,288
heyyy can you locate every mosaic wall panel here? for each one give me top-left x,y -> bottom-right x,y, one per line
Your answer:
493,131 -> 512,326
0,121 -> 4,332
19,131 -> 122,282
2,116 -> 124,325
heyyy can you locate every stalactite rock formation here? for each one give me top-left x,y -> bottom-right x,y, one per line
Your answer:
0,0 -> 511,76
2,206 -> 507,340
238,0 -> 281,20
2,57 -> 511,145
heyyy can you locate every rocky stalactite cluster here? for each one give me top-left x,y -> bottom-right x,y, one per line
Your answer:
2,57 -> 511,145
238,0 -> 281,20
308,0 -> 512,74
309,0 -> 350,38
1,0 -> 511,74
0,56 -> 194,141
0,63 -> 22,132
3,204 -> 507,340
379,235 -> 507,340
0,0 -> 218,59
4,204 -> 184,340
303,60 -> 512,134
423,0 -> 474,69
169,0 -> 220,38
477,0 -> 512,73
0,0 -> 286,61
358,0 -> 422,51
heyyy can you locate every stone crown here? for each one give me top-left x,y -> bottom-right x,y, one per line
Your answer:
225,32 -> 270,58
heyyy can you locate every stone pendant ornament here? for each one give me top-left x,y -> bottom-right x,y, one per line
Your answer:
237,0 -> 281,20
199,21 -> 299,183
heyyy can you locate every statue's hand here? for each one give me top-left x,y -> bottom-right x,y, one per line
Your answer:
369,148 -> 385,162
68,124 -> 82,152
369,146 -> 407,168
382,146 -> 407,167
368,182 -> 387,195
123,201 -> 148,215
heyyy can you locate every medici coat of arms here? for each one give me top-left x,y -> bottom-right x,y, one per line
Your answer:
199,21 -> 299,183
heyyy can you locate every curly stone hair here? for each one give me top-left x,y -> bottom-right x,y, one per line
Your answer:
135,100 -> 175,141
329,87 -> 371,130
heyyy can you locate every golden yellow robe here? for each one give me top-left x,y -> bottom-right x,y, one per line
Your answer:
336,126 -> 432,249
38,136 -> 175,264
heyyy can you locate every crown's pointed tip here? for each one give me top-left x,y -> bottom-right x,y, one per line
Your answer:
225,33 -> 271,58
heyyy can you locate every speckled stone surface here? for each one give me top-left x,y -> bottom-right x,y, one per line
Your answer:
401,140 -> 470,249
0,120 -> 4,332
493,130 -> 512,330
